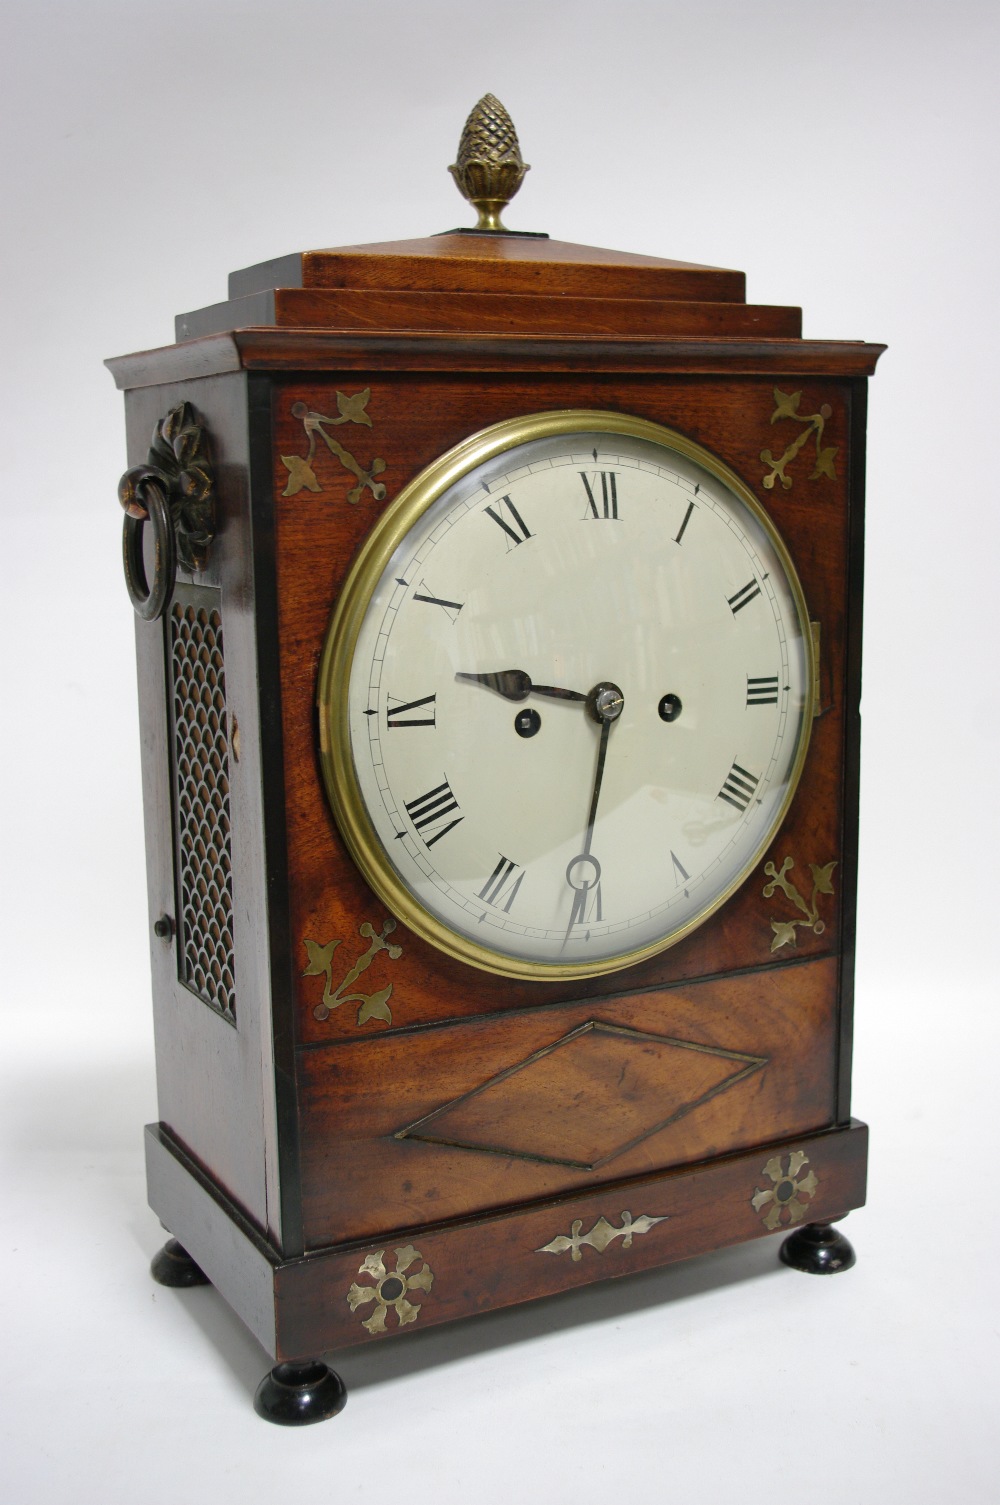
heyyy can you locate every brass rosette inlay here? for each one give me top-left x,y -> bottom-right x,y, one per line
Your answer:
449,94 -> 529,231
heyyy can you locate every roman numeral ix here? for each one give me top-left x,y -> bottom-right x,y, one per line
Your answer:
746,675 -> 779,706
386,693 -> 437,729
477,855 -> 525,913
484,494 -> 533,549
580,471 -> 619,520
404,778 -> 463,847
717,762 -> 760,813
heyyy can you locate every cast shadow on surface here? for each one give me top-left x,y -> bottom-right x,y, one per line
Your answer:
163,1227 -> 789,1407
3,1045 -> 792,1406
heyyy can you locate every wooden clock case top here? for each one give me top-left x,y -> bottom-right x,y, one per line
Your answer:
108,226 -> 883,1370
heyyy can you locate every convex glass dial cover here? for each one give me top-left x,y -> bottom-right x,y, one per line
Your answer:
318,411 -> 813,980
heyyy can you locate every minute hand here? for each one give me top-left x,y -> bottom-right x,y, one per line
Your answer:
563,681 -> 625,946
454,669 -> 588,703
582,716 -> 613,855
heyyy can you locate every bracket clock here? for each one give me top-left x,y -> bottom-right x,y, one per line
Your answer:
108,97 -> 884,1425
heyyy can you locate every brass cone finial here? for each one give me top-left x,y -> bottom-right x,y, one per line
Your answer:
449,94 -> 529,232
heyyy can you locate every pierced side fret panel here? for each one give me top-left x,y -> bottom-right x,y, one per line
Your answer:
168,586 -> 236,1023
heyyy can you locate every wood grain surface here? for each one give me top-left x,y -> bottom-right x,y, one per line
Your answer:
145,1115 -> 867,1363
231,234 -> 747,301
297,956 -> 839,1247
275,372 -> 850,1044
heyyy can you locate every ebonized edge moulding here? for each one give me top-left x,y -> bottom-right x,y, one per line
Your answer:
109,96 -> 884,1424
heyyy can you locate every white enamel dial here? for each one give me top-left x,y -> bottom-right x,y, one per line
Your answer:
319,412 -> 813,980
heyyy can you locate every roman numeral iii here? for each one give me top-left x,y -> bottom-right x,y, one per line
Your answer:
404,778 -> 463,846
717,762 -> 760,812
386,693 -> 437,729
484,495 -> 533,548
746,675 -> 779,706
580,471 -> 619,520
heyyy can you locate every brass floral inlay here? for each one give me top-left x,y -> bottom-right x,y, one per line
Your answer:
752,1151 -> 818,1231
347,1245 -> 434,1334
281,391 -> 387,502
537,1211 -> 668,1262
303,918 -> 402,1026
763,856 -> 836,952
761,389 -> 838,490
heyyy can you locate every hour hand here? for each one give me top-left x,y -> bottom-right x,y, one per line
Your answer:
455,670 -> 587,703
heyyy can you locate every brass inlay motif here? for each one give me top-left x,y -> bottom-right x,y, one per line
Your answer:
752,1151 -> 818,1231
347,1245 -> 434,1335
537,1211 -> 669,1262
761,389 -> 838,490
449,94 -> 529,232
763,856 -> 836,952
281,391 -> 387,502
303,918 -> 402,1026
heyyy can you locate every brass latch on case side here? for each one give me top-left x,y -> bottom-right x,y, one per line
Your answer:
810,621 -> 822,717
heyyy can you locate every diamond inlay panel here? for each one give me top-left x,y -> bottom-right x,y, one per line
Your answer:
395,1021 -> 767,1170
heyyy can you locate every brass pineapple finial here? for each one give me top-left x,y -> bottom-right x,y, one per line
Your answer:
449,94 -> 529,232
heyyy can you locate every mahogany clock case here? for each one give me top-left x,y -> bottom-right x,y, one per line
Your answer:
108,233 -> 882,1382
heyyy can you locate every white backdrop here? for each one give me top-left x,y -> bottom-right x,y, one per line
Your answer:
2,1 -> 997,1499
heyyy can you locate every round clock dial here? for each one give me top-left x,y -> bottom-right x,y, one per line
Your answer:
318,411 -> 813,980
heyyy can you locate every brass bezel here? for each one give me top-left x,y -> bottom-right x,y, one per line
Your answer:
317,409 -> 815,982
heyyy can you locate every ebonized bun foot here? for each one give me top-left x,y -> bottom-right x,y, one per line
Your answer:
150,1237 -> 210,1287
253,1361 -> 348,1426
779,1220 -> 856,1275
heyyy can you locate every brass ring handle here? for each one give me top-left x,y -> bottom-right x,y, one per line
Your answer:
120,466 -> 176,621
115,403 -> 217,622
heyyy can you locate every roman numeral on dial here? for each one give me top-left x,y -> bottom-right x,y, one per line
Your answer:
412,579 -> 464,622
386,693 -> 437,728
484,495 -> 533,548
477,855 -> 525,912
674,500 -> 695,544
746,675 -> 779,706
568,882 -> 603,929
404,778 -> 463,847
728,579 -> 761,615
717,762 -> 760,813
580,471 -> 619,520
